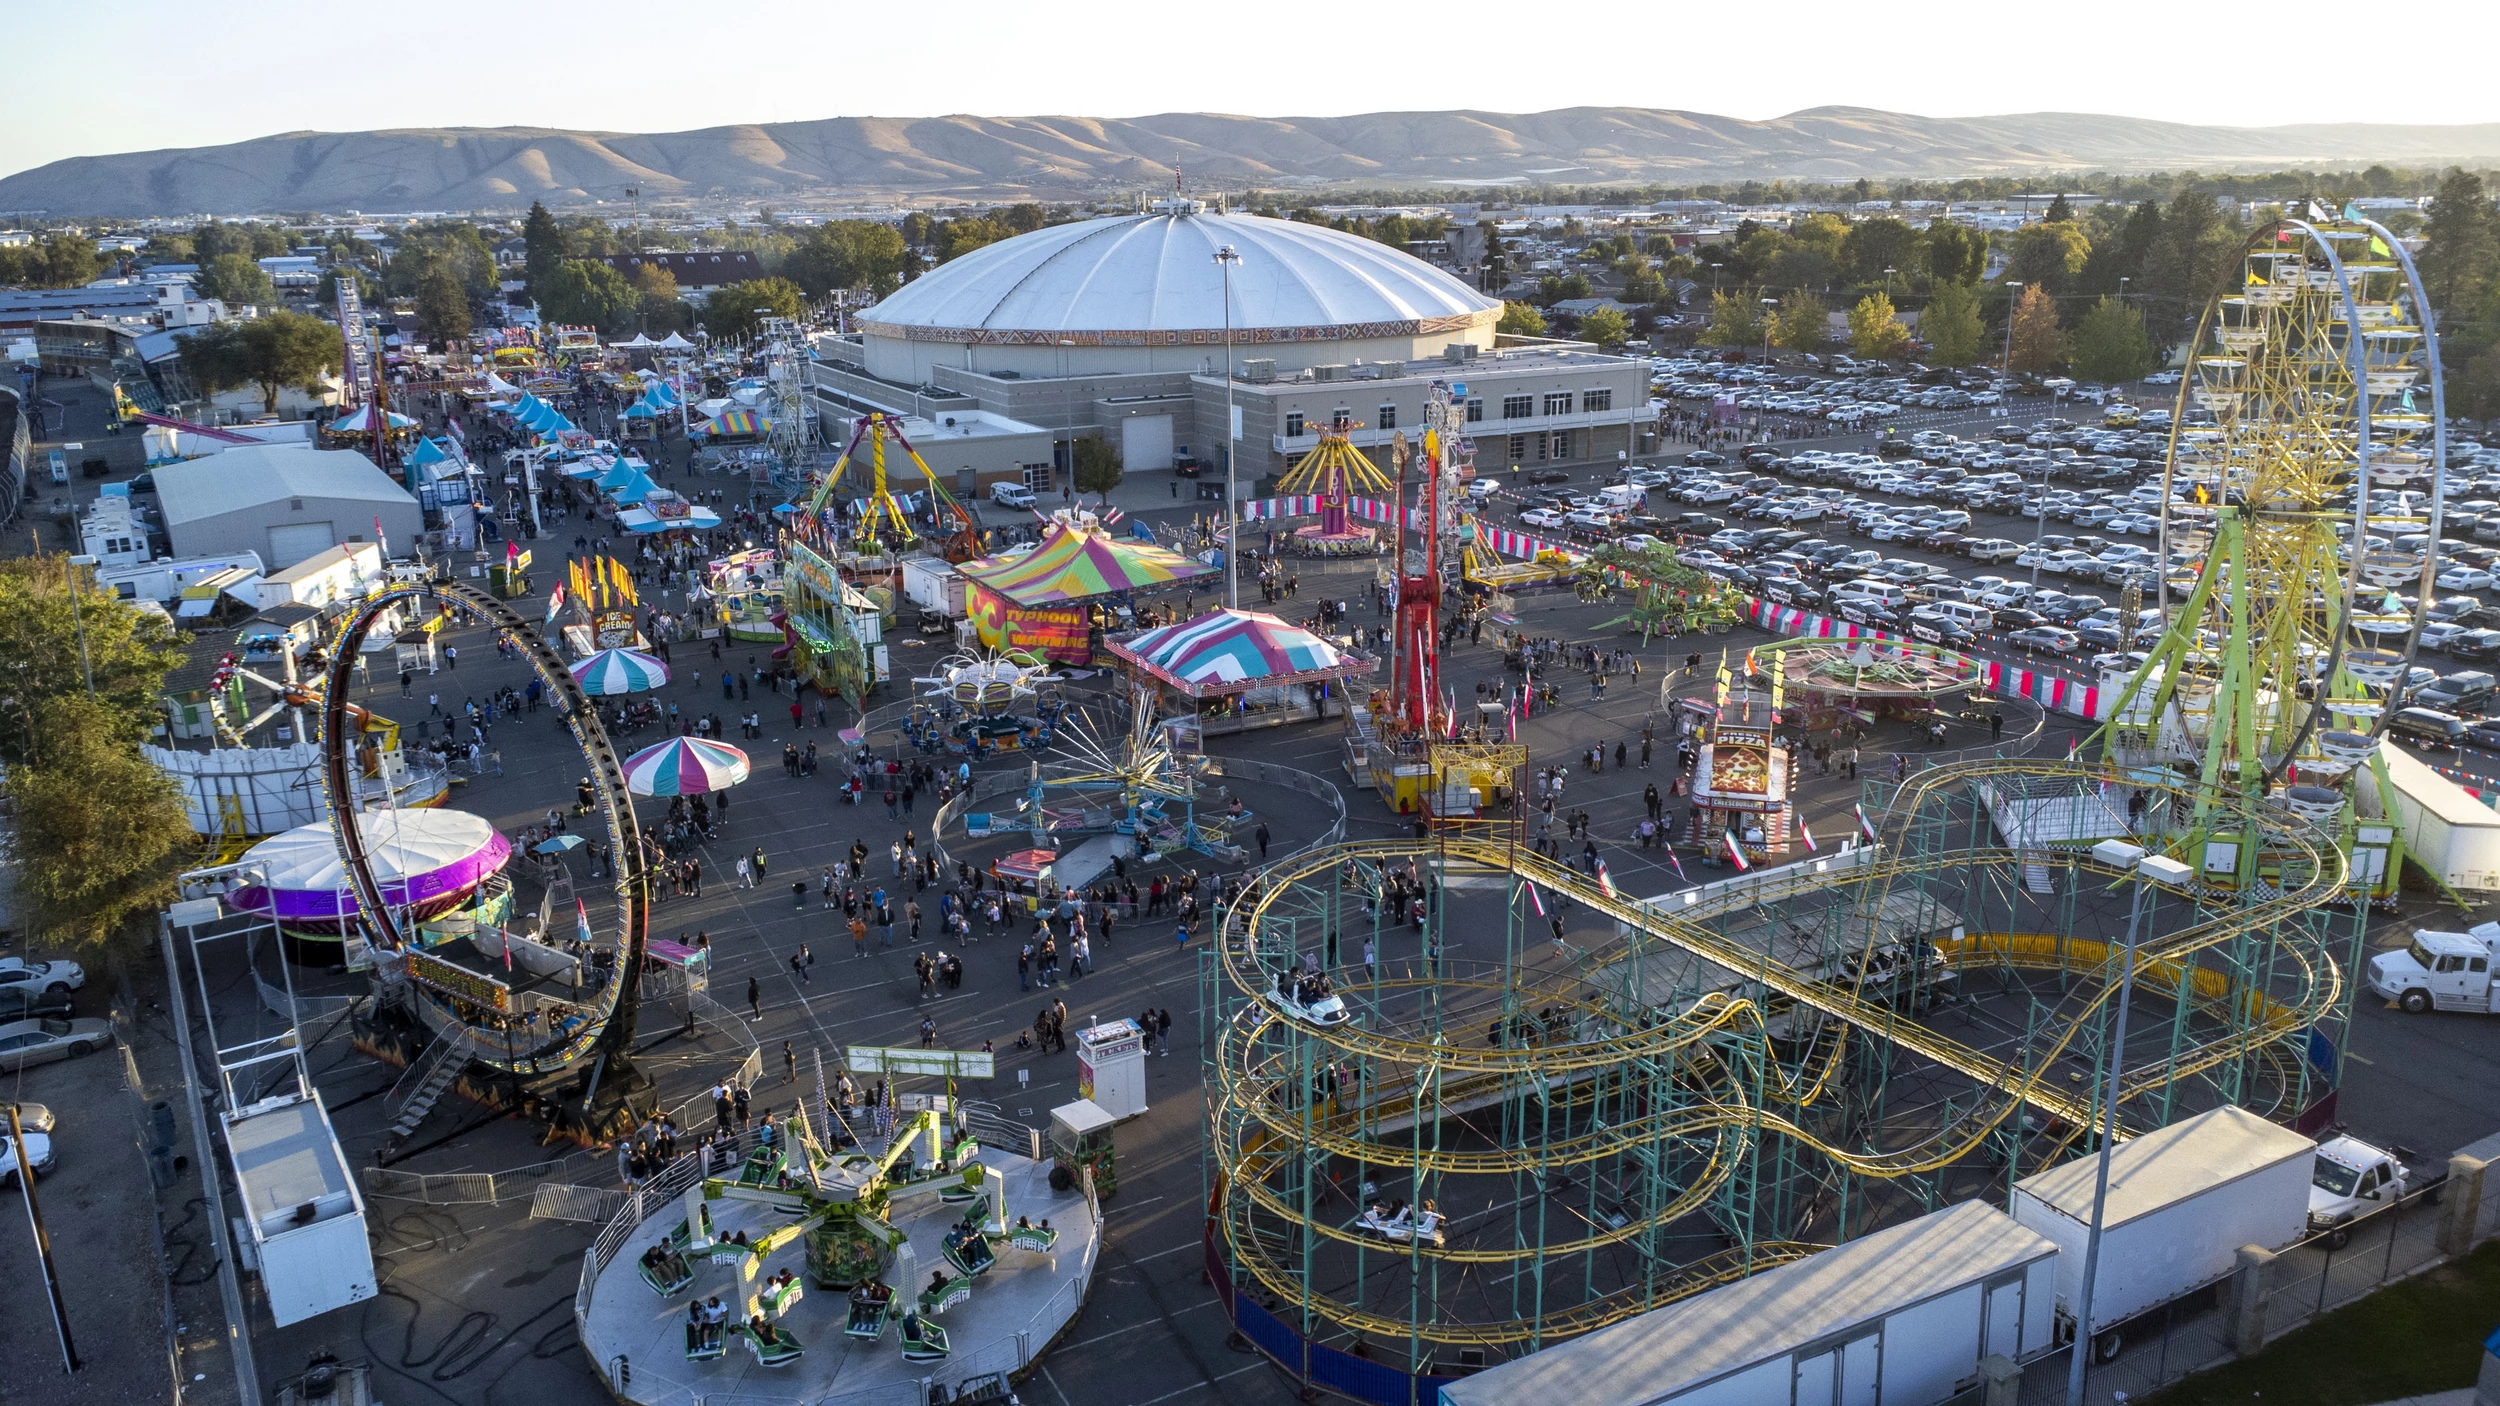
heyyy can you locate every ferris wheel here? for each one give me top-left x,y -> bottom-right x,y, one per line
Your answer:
2109,213 -> 2447,864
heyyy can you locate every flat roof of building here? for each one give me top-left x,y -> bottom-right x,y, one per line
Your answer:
155,445 -> 415,525
1440,1202 -> 2056,1406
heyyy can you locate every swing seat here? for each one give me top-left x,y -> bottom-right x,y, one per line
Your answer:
760,1279 -> 804,1318
1009,1223 -> 1060,1253
900,1313 -> 951,1363
684,1322 -> 726,1360
918,1277 -> 971,1316
941,1227 -> 998,1277
639,1254 -> 695,1297
733,1323 -> 804,1366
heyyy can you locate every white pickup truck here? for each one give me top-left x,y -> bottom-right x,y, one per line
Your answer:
2367,925 -> 2500,1014
2308,1134 -> 2420,1248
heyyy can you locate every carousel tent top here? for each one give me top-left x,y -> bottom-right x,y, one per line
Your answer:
404,436 -> 453,467
698,407 -> 763,437
228,809 -> 511,924
1107,608 -> 1362,697
958,519 -> 1215,608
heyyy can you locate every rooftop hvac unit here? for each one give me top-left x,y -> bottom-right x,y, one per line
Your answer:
1375,361 -> 1405,379
1313,364 -> 1348,382
1239,359 -> 1276,383
1443,343 -> 1480,364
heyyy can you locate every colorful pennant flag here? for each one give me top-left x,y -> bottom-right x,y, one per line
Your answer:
1855,804 -> 1879,843
546,582 -> 567,624
1595,862 -> 1617,898
1798,816 -> 1818,852
1522,881 -> 1546,917
1723,833 -> 1751,871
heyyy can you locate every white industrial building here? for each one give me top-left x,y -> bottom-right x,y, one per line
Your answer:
154,445 -> 421,571
811,200 -> 1648,493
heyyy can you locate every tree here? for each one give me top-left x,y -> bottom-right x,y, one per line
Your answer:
522,200 -> 566,296
1924,222 -> 1987,287
2145,190 -> 2245,346
1773,291 -> 1829,352
175,311 -> 342,413
1840,217 -> 1918,287
1698,289 -> 1768,349
2,694 -> 194,965
702,277 -> 806,343
536,259 -> 640,334
1847,292 -> 1911,360
195,253 -> 276,308
1072,434 -> 1123,497
0,232 -> 102,289
2004,221 -> 2092,300
1921,279 -> 1987,366
784,221 -> 908,298
0,555 -> 188,766
1496,301 -> 1547,337
2419,170 -> 2499,324
1579,306 -> 1632,347
2007,284 -> 2064,373
933,217 -> 1004,264
2043,193 -> 2074,223
2067,296 -> 2155,384
413,263 -> 472,343
1536,273 -> 1594,304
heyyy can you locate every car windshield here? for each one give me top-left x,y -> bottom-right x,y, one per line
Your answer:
2312,1155 -> 2360,1197
2408,938 -> 2440,969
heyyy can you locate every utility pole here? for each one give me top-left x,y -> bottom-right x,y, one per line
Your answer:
1215,243 -> 1243,610
10,1105 -> 78,1373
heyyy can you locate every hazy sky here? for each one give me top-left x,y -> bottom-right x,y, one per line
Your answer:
8,0 -> 2494,179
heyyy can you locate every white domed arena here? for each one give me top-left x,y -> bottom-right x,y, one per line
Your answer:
809,200 -> 1647,494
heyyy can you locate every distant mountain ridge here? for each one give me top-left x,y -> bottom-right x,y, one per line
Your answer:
6,106 -> 2499,217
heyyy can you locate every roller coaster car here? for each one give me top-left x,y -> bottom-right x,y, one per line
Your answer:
638,1245 -> 695,1297
733,1320 -> 804,1367
919,1269 -> 972,1317
1269,968 -> 1351,1028
900,1310 -> 951,1363
941,1222 -> 999,1278
845,1280 -> 895,1339
1829,942 -> 1956,1003
1358,1201 -> 1447,1248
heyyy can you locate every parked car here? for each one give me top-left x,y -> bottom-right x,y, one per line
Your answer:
988,483 -> 1038,510
0,988 -> 74,1021
1524,468 -> 1575,485
0,1016 -> 114,1072
2008,626 -> 2082,655
0,1129 -> 54,1187
2388,706 -> 2469,747
0,959 -> 85,996
1519,507 -> 1567,530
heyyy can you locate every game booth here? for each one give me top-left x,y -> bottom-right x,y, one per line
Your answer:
956,513 -> 1215,664
1688,689 -> 1793,865
1105,608 -> 1375,736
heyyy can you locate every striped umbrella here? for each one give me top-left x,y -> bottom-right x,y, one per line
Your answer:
569,648 -> 670,695
621,738 -> 750,796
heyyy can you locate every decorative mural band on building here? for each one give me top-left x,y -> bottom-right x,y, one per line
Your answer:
856,311 -> 1492,348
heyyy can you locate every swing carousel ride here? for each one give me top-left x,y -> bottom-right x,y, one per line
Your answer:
1274,410 -> 1394,556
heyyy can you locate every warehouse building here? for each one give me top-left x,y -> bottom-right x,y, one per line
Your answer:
154,445 -> 421,570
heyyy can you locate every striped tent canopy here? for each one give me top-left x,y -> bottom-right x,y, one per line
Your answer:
621,737 -> 749,796
699,408 -> 763,438
328,404 -> 417,433
1107,608 -> 1360,698
958,520 -> 1214,607
570,648 -> 670,695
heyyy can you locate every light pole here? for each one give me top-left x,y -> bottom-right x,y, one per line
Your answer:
2001,281 -> 2024,386
2066,841 -> 2195,1406
1215,244 -> 1243,609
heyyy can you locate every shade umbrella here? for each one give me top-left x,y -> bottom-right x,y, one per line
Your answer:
532,834 -> 586,854
569,648 -> 670,695
621,737 -> 750,796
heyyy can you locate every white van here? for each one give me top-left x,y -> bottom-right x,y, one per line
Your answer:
1834,580 -> 1910,610
1916,600 -> 1991,632
1595,484 -> 1648,512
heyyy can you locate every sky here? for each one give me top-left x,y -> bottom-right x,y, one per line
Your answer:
7,0 -> 2496,179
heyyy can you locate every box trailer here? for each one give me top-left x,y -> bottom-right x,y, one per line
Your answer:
2010,1104 -> 2311,1357
225,1092 -> 378,1327
2382,742 -> 2500,890
1440,1201 -> 2060,1406
899,554 -> 967,619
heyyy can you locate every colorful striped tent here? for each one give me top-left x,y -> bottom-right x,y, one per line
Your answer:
957,521 -> 1214,608
1107,609 -> 1363,698
698,408 -> 763,438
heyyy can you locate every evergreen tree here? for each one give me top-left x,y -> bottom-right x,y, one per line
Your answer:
2067,296 -> 2155,384
1920,280 -> 1986,366
522,200 -> 566,296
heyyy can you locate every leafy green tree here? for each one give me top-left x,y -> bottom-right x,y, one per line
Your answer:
189,220 -> 253,262
2420,170 -> 2499,323
3,694 -> 194,965
1496,301 -> 1548,336
784,221 -> 908,297
1773,291 -> 1829,352
702,276 -> 807,342
1699,289 -> 1768,349
414,263 -> 472,343
1579,306 -> 1633,347
1923,222 -> 1987,287
2077,200 -> 2164,300
1847,292 -> 1910,360
2007,284 -> 2064,373
1920,279 -> 1986,366
1537,273 -> 1594,303
2067,296 -> 2155,384
0,232 -> 103,288
2454,346 -> 2500,422
197,252 -> 276,307
536,259 -> 640,333
1840,217 -> 1918,287
2145,190 -> 2246,345
174,310 -> 342,413
0,556 -> 188,766
933,216 -> 1003,263
142,232 -> 196,264
2004,221 -> 2092,300
522,200 -> 566,296
1072,433 -> 1123,497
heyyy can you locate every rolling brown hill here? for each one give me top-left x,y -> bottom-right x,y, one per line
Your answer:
6,106 -> 2499,216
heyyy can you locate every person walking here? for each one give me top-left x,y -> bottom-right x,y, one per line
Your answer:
1156,1008 -> 1172,1056
783,1040 -> 797,1085
849,913 -> 868,957
790,949 -> 809,985
1255,821 -> 1271,861
736,855 -> 753,888
746,976 -> 762,1021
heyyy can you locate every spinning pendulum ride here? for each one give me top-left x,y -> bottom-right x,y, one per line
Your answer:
1273,410 -> 1393,557
2098,211 -> 2449,905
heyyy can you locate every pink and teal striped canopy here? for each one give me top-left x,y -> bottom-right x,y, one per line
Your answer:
621,737 -> 751,796
1109,609 -> 1353,698
570,648 -> 670,695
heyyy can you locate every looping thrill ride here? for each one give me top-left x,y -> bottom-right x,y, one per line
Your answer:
2103,212 -> 2447,905
320,575 -> 653,1136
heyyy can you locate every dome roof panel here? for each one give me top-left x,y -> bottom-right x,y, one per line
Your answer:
862,211 -> 1498,341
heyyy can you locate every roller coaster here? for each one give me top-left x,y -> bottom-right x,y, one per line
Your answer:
319,574 -> 653,1136
1201,761 -> 2364,1397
